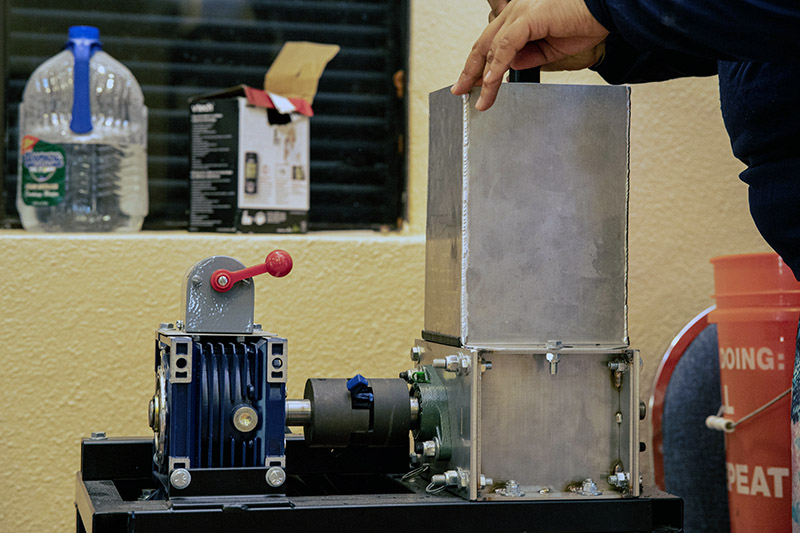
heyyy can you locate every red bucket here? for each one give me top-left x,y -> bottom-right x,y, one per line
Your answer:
709,253 -> 800,532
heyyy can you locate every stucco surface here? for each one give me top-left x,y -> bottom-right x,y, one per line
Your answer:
0,1 -> 775,530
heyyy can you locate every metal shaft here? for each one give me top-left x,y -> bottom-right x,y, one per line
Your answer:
286,399 -> 312,425
285,395 -> 419,430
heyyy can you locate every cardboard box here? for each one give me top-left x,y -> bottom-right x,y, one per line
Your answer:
189,42 -> 338,233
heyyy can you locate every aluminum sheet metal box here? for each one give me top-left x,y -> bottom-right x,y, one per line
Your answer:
418,84 -> 639,501
425,84 -> 631,348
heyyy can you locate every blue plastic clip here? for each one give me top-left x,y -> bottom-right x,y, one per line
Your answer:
347,374 -> 374,409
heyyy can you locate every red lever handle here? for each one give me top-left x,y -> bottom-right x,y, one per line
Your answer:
210,250 -> 293,292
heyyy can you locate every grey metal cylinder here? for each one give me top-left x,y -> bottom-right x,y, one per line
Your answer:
303,378 -> 411,448
285,399 -> 312,425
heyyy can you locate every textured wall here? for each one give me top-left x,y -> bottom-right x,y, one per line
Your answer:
0,234 -> 425,531
0,1 -> 773,531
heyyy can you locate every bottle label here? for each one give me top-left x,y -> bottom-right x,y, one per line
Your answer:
20,135 -> 66,206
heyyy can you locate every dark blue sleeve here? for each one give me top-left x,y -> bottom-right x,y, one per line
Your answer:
585,0 -> 800,63
584,0 -> 800,84
590,33 -> 717,84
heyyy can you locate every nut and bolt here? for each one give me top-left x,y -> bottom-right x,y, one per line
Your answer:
545,340 -> 563,375
433,354 -> 471,375
608,471 -> 631,488
421,440 -> 438,458
496,479 -> 525,497
266,466 -> 286,487
90,431 -> 107,440
232,406 -> 259,433
170,468 -> 192,489
578,478 -> 602,496
432,468 -> 467,489
608,360 -> 628,372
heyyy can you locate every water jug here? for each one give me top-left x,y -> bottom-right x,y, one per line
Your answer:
17,25 -> 148,231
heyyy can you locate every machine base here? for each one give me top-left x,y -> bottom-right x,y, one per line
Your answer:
76,437 -> 683,533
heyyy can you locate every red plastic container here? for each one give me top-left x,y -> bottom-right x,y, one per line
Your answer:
709,253 -> 800,533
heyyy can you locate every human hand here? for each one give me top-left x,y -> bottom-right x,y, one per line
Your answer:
452,0 -> 609,110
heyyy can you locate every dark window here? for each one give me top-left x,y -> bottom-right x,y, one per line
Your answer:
1,0 -> 407,230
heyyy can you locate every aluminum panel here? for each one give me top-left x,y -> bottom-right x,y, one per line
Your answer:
425,89 -> 466,340
425,84 -> 630,347
478,348 -> 637,499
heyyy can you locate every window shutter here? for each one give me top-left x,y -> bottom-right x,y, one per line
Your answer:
2,0 -> 407,229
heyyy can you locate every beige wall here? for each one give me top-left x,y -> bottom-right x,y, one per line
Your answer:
0,1 -> 771,530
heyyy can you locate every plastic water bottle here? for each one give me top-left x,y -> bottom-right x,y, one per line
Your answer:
17,26 -> 148,231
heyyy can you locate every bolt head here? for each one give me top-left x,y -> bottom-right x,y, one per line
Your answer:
218,275 -> 229,287
266,466 -> 286,487
422,440 -> 437,457
232,406 -> 259,432
170,468 -> 191,489
410,346 -> 422,362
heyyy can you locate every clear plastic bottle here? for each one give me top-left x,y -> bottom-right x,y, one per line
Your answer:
17,26 -> 148,231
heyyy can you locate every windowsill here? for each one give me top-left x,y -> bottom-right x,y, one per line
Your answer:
0,228 -> 425,243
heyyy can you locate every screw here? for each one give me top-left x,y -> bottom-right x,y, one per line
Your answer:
615,412 -> 623,424
170,468 -> 191,489
90,431 -> 107,440
546,352 -> 561,375
218,275 -> 229,287
191,275 -> 202,285
266,466 -> 286,487
175,320 -> 184,330
639,402 -> 647,420
538,487 -> 551,494
232,406 -> 259,433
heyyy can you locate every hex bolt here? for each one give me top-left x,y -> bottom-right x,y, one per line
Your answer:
546,352 -> 561,375
579,478 -> 602,496
232,406 -> 259,433
266,466 -> 286,487
170,468 -> 192,490
608,360 -> 628,372
421,439 -> 438,458
410,346 -> 422,362
434,355 -> 470,375
608,472 -> 630,488
432,469 -> 462,487
479,475 -> 493,489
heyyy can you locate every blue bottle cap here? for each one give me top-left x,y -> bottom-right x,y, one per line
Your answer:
68,26 -> 100,41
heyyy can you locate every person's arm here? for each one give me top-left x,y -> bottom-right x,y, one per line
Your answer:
584,0 -> 800,65
453,0 -> 800,110
591,33 -> 718,85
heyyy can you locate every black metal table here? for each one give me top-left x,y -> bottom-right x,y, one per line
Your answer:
76,437 -> 683,533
